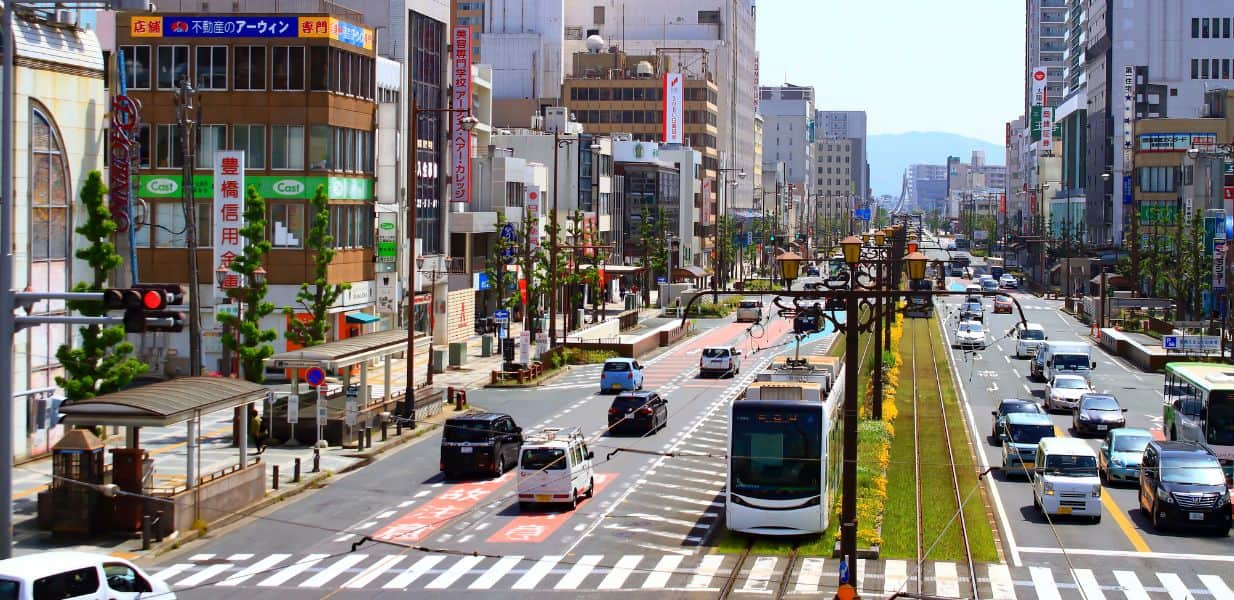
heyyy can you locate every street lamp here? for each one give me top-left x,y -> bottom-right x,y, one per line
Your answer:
776,251 -> 802,290
840,235 -> 862,266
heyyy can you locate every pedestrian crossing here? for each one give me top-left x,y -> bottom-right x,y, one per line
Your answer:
152,552 -> 1234,597
539,365 -> 603,390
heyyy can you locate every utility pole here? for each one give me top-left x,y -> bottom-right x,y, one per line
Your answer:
175,78 -> 203,377
0,0 -> 16,558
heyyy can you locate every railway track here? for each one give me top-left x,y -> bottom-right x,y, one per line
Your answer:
910,322 -> 925,596
772,543 -> 800,600
716,539 -> 753,600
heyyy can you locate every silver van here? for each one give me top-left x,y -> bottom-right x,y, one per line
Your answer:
736,300 -> 763,323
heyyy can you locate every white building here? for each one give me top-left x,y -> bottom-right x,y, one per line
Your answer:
759,85 -> 815,195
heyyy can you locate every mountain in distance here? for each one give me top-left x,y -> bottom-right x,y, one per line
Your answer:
867,132 -> 1005,199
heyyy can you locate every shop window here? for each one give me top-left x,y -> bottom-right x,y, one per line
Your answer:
137,124 -> 151,168
272,46 -> 305,90
271,125 -> 305,170
195,124 -> 226,169
154,123 -> 183,168
308,124 -> 331,171
119,45 -> 150,89
154,201 -> 211,248
195,46 -> 227,90
309,46 -> 329,90
232,124 -> 265,169
233,46 -> 266,90
156,45 -> 189,89
269,203 -> 305,248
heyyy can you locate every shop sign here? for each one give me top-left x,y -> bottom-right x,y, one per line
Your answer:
376,213 -> 397,264
213,151 -> 246,296
139,175 -> 373,200
452,26 -> 472,204
1137,133 -> 1218,152
130,15 -> 373,50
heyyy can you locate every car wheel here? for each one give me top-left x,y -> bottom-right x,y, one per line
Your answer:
1099,467 -> 1108,486
586,477 -> 595,499
1219,524 -> 1231,537
1151,499 -> 1164,531
1034,494 -> 1043,516
569,490 -> 579,510
1092,514 -> 1102,524
493,450 -> 505,477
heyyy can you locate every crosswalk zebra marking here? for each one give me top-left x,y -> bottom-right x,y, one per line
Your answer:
1114,570 -> 1151,600
467,555 -> 522,590
554,555 -> 603,590
795,557 -> 825,594
935,562 -> 959,598
740,556 -> 777,593
1029,567 -> 1061,600
1157,572 -> 1196,600
688,555 -> 725,590
341,555 -> 405,589
300,554 -> 368,588
215,554 -> 290,587
152,564 -> 194,584
381,555 -> 446,589
987,563 -> 1017,599
256,553 -> 327,587
882,559 -> 906,595
598,555 -> 642,590
1199,575 -> 1234,600
642,555 -> 683,589
174,564 -> 231,588
424,555 -> 484,589
511,555 -> 562,590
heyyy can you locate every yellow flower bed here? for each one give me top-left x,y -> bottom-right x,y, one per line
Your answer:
852,314 -> 903,548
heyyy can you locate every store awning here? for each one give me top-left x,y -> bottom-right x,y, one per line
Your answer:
673,266 -> 708,279
345,312 -> 381,324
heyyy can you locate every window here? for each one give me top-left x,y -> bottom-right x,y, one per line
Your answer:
195,124 -> 226,169
309,46 -> 329,90
155,124 -> 183,168
28,105 -> 71,389
137,124 -> 151,168
102,564 -> 152,594
1202,17 -> 1211,38
271,125 -> 304,169
119,45 -> 151,89
1202,59 -> 1210,79
1193,17 -> 1200,38
1225,59 -> 1231,80
1225,17 -> 1231,38
155,201 -> 211,247
233,46 -> 266,90
33,567 -> 100,599
271,46 -> 305,90
1192,58 -> 1200,79
232,124 -> 265,169
269,203 -> 305,248
195,46 -> 227,90
1138,166 -> 1178,193
156,45 -> 189,89
308,124 -> 331,170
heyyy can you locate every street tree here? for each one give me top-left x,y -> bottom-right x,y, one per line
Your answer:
220,185 -> 276,383
55,171 -> 147,402
284,184 -> 349,348
635,207 -> 668,304
482,212 -> 519,317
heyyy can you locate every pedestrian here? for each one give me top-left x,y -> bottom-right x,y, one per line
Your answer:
249,406 -> 268,454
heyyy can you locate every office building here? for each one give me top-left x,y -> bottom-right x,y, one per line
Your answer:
759,84 -> 815,193
816,110 -> 869,201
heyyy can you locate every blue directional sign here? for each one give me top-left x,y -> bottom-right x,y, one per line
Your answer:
838,557 -> 850,584
855,208 -> 872,221
494,309 -> 510,322
1163,335 -> 1179,350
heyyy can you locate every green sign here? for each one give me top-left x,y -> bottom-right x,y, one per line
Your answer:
138,175 -> 373,200
1138,202 -> 1178,226
1030,106 -> 1042,142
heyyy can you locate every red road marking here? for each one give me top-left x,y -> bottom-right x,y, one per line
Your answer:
487,473 -> 617,543
372,474 -> 512,544
1151,428 -> 1165,441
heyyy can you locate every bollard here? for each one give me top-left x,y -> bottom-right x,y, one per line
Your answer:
272,465 -> 280,490
293,458 -> 301,483
312,448 -> 321,473
357,428 -> 365,449
141,514 -> 153,550
395,418 -> 403,436
455,390 -> 466,411
154,511 -> 164,542
381,419 -> 388,442
447,386 -> 455,406
365,427 -> 372,449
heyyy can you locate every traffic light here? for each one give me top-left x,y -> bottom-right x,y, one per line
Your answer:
102,284 -> 186,333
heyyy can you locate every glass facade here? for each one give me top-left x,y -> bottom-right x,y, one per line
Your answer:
411,10 -> 445,254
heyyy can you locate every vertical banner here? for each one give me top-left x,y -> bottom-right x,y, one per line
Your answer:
526,186 -> 541,249
999,193 -> 1007,215
1039,107 -> 1054,153
452,26 -> 473,204
376,212 -> 397,268
213,150 -> 246,297
1122,66 -> 1136,167
662,72 -> 684,144
1214,238 -> 1226,292
1030,66 -> 1048,106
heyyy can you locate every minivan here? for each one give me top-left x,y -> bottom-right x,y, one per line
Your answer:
1139,440 -> 1231,535
700,346 -> 742,377
1013,322 -> 1047,358
0,551 -> 176,599
736,300 -> 763,323
518,427 -> 595,510
999,412 -> 1055,477
1032,437 -> 1103,522
440,413 -> 523,478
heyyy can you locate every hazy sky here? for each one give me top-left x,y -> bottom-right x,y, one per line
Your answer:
756,1 -> 1025,145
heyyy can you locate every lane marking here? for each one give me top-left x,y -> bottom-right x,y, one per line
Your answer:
1020,546 -> 1234,561
382,555 -> 446,589
256,553 -> 328,587
1028,566 -> 1062,600
300,554 -> 368,588
688,554 -> 726,589
1071,568 -> 1107,600
554,554 -> 604,590
341,555 -> 406,589
511,555 -> 563,590
642,554 -> 684,588
598,555 -> 642,590
424,555 -> 484,589
1113,570 -> 1151,600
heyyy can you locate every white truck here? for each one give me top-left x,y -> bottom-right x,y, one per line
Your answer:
1035,340 -> 1096,381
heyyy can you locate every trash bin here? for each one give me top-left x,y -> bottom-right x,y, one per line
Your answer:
481,334 -> 494,357
431,348 -> 447,373
448,342 -> 467,367
624,293 -> 638,311
576,308 -> 585,327
502,338 -> 515,363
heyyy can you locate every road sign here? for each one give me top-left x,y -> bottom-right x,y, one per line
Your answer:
346,384 -> 359,398
1163,335 -> 1220,352
494,309 -> 509,323
838,557 -> 850,584
287,395 -> 299,423
855,208 -> 871,221
656,276 -> 667,283
345,399 -> 358,426
305,366 -> 326,387
316,391 -> 327,422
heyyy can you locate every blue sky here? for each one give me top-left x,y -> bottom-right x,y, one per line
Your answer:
756,1 -> 1025,145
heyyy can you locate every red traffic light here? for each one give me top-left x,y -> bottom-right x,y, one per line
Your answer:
141,289 -> 166,310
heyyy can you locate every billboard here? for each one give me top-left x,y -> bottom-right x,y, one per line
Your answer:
213,151 -> 246,297
662,72 -> 684,144
451,26 -> 472,204
1030,66 -> 1048,106
1039,107 -> 1054,152
130,15 -> 373,50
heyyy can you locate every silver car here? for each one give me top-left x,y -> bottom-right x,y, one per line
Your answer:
735,300 -> 763,323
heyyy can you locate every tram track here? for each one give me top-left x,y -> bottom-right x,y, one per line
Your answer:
910,321 -> 925,596
772,543 -> 800,600
716,539 -> 753,600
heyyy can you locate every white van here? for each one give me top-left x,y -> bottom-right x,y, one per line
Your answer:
517,427 -> 595,510
0,551 -> 176,599
1031,437 -> 1103,522
735,300 -> 763,323
1014,322 -> 1048,358
1040,340 -> 1096,381
700,346 -> 742,377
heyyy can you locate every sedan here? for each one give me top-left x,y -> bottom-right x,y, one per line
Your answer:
1072,393 -> 1127,436
993,295 -> 1013,314
1000,274 -> 1019,289
956,321 -> 986,349
607,391 -> 667,435
1045,373 -> 1094,412
1099,427 -> 1152,484
990,398 -> 1045,444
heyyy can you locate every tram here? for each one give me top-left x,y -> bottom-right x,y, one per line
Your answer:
1164,362 -> 1234,481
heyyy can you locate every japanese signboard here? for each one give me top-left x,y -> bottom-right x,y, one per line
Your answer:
1136,133 -> 1219,152
130,15 -> 373,50
213,151 -> 246,297
376,213 -> 397,265
1039,107 -> 1053,152
1214,239 -> 1226,292
139,175 -> 372,200
452,26 -> 473,204
526,187 -> 541,249
1030,66 -> 1048,107
109,50 -> 140,234
662,72 -> 684,144
1123,66 -> 1135,167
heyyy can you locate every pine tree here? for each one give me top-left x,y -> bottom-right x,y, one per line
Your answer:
220,185 -> 276,383
55,171 -> 147,401
285,185 -> 349,347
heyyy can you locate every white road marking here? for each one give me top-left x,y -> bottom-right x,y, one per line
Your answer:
740,556 -> 777,592
1199,575 -> 1234,600
642,554 -> 684,588
1071,568 -> 1106,600
882,559 -> 907,595
933,562 -> 959,598
987,563 -> 1017,599
341,555 -> 406,589
688,555 -> 726,589
382,555 -> 446,589
1113,570 -> 1151,600
300,554 -> 368,588
153,564 -> 194,583
256,553 -> 328,587
1157,572 -> 1197,600
216,554 -> 290,587
511,555 -> 563,590
467,555 -> 523,590
1028,566 -> 1061,600
174,564 -> 232,588
554,554 -> 604,590
424,555 -> 484,589
598,555 -> 643,590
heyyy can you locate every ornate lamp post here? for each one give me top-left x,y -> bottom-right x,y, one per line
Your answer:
215,265 -> 267,377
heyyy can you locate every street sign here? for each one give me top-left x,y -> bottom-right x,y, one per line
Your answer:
494,309 -> 509,323
345,399 -> 358,426
346,384 -> 359,398
287,395 -> 299,423
656,276 -> 667,283
855,208 -> 871,221
1163,335 -> 1220,352
838,557 -> 850,584
305,366 -> 326,387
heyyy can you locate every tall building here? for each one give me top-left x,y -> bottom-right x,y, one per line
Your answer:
904,164 -> 949,214
1025,0 -> 1067,117
759,84 -> 815,193
450,0 -> 485,62
816,110 -> 869,201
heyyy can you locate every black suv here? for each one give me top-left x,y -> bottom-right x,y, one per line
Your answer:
607,391 -> 668,435
1138,440 -> 1232,535
440,413 -> 523,479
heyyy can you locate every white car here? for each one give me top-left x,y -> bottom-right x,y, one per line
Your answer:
1000,274 -> 1019,289
956,320 -> 986,349
700,346 -> 742,377
1032,437 -> 1103,523
1013,322 -> 1048,358
0,551 -> 177,599
1045,373 -> 1094,412
518,427 -> 595,510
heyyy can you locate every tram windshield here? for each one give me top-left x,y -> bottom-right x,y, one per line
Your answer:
731,405 -> 822,500
1206,391 -> 1234,446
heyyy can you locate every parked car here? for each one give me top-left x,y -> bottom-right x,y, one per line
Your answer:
699,346 -> 742,377
991,398 -> 1046,444
607,391 -> 668,435
993,295 -> 1013,314
1072,393 -> 1127,436
1000,412 -> 1055,477
600,358 -> 644,392
956,321 -> 986,349
440,413 -> 524,478
1013,322 -> 1048,359
1032,437 -> 1103,522
1098,427 -> 1152,484
735,300 -> 763,323
1045,373 -> 1094,412
517,427 -> 595,510
1000,274 -> 1019,289
960,301 -> 984,322
1138,440 -> 1232,535
0,551 -> 177,600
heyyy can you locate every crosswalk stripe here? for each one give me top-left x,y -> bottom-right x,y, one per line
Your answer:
688,555 -> 726,589
554,555 -> 603,590
257,553 -> 328,587
300,554 -> 367,588
216,554 -> 290,587
795,557 -> 825,593
424,555 -> 484,589
598,555 -> 642,590
1072,569 -> 1107,600
382,555 -> 446,589
174,564 -> 231,588
740,556 -> 777,592
625,512 -> 706,528
1029,566 -> 1062,600
341,555 -> 405,589
468,555 -> 523,590
987,564 -> 1017,600
882,559 -> 907,595
511,555 -> 562,590
934,562 -> 959,598
857,559 -> 868,593
642,554 -> 684,589
1157,572 -> 1197,600
152,564 -> 193,584
1113,570 -> 1151,600
1199,574 -> 1234,600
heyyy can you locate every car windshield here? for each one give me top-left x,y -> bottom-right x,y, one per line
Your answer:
1054,353 -> 1090,370
1082,396 -> 1120,410
1009,423 -> 1054,444
612,395 -> 652,411
1001,402 -> 1039,415
443,421 -> 492,443
739,301 -> 760,308
730,405 -> 822,500
1206,391 -> 1234,446
1162,456 -> 1227,484
702,348 -> 730,358
963,303 -> 982,312
1112,435 -> 1151,453
604,361 -> 631,372
521,448 -> 567,470
959,323 -> 982,334
1054,378 -> 1087,390
1044,453 -> 1099,477
1020,329 -> 1045,340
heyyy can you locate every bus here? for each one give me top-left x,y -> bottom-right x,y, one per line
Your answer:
1163,362 -> 1234,481
727,357 -> 842,535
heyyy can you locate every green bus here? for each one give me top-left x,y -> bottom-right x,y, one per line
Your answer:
1163,362 -> 1234,480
